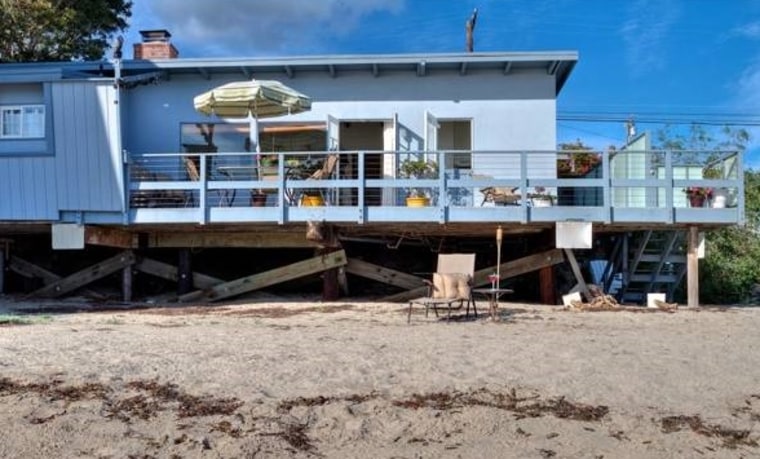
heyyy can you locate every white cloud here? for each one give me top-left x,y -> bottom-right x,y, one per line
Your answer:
733,59 -> 760,165
131,0 -> 404,57
619,0 -> 681,76
732,21 -> 760,40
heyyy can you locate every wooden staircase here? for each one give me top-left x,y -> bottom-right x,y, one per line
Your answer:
617,230 -> 687,304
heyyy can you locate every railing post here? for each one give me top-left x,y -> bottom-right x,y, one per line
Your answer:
438,151 -> 446,223
520,151 -> 528,224
602,150 -> 611,223
277,152 -> 285,224
199,154 -> 208,224
358,151 -> 365,223
665,150 -> 674,224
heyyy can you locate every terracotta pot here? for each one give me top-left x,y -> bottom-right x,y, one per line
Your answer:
250,193 -> 267,207
405,196 -> 430,207
301,195 -> 324,206
689,196 -> 706,208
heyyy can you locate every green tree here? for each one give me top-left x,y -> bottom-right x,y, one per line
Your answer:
655,124 -> 759,304
0,0 -> 132,62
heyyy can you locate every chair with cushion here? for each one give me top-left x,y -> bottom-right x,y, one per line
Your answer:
407,253 -> 477,323
480,186 -> 521,206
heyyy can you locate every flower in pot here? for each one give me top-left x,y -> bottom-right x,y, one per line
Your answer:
399,158 -> 438,206
683,186 -> 713,207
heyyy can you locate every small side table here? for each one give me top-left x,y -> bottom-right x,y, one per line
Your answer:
472,288 -> 514,321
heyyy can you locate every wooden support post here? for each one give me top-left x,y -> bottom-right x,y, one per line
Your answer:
31,251 -> 136,298
179,249 -> 347,302
177,249 -> 193,295
122,265 -> 132,302
539,266 -> 556,305
687,226 -> 699,308
321,248 -> 340,301
563,249 -> 591,301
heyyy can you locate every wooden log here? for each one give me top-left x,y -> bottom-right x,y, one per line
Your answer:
177,249 -> 193,295
344,258 -> 426,290
383,249 -> 565,302
687,226 -> 699,308
133,257 -> 223,289
31,251 -> 136,298
85,226 -> 136,249
563,249 -> 591,301
8,255 -> 105,299
179,249 -> 348,302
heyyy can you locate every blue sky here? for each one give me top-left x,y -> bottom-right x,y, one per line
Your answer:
125,0 -> 760,166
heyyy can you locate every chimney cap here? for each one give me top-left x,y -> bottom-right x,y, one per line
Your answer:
139,29 -> 172,42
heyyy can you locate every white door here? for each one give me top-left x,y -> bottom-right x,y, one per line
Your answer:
327,114 -> 340,151
424,110 -> 439,153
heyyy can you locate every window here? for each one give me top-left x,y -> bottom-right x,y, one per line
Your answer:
0,105 -> 45,138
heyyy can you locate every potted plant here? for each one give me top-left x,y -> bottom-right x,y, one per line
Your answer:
399,158 -> 438,207
258,154 -> 278,180
684,186 -> 712,208
703,166 -> 730,208
529,186 -> 554,207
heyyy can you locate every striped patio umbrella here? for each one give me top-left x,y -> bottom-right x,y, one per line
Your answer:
193,79 -> 312,151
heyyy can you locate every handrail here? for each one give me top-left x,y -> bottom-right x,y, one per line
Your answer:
126,149 -> 745,225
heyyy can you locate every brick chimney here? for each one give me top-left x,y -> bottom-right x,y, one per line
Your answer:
133,30 -> 179,59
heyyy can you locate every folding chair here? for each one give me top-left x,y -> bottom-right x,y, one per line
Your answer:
408,253 -> 477,323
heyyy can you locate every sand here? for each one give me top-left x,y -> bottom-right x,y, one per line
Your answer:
0,298 -> 759,458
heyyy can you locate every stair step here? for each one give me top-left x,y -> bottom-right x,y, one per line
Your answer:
638,254 -> 686,263
629,274 -> 679,283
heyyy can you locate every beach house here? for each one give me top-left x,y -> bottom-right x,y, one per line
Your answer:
0,30 -> 744,306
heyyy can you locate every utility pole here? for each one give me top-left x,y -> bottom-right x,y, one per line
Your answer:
466,8 -> 478,52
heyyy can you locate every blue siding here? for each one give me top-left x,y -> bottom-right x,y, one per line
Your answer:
52,82 -> 123,212
0,156 -> 57,219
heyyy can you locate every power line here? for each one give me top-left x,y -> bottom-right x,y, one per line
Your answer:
558,113 -> 760,127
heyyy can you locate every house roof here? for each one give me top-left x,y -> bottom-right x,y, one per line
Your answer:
0,51 -> 578,95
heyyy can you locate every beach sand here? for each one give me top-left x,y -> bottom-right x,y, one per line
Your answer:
1,298 -> 759,458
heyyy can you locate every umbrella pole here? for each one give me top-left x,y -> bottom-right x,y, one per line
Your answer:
250,115 -> 263,194
496,225 -> 503,288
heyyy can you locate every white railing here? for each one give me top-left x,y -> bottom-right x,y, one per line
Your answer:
126,150 -> 744,225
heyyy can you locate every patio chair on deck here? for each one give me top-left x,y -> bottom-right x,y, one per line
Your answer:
407,253 -> 477,323
285,153 -> 340,205
480,186 -> 521,206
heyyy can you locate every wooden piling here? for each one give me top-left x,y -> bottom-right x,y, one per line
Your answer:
687,226 -> 699,308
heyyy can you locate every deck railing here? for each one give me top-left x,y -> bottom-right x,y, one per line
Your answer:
126,150 -> 744,225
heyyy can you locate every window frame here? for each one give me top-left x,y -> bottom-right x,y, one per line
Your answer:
0,104 -> 46,139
